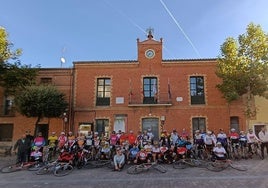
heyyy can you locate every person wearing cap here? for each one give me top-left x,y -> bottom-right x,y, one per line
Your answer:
58,132 -> 67,149
48,131 -> 58,159
48,132 -> 58,148
212,142 -> 227,160
67,131 -> 76,147
216,129 -> 228,151
113,147 -> 125,171
204,130 -> 216,158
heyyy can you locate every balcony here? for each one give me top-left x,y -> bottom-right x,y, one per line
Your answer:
128,92 -> 172,107
0,105 -> 16,117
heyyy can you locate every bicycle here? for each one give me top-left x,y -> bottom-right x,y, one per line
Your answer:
248,142 -> 263,159
206,159 -> 247,172
127,162 -> 167,174
173,158 -> 207,169
36,160 -> 73,177
1,158 -> 44,173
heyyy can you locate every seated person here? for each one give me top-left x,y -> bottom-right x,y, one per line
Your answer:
30,146 -> 42,162
113,147 -> 125,171
134,148 -> 150,164
152,142 -> 161,162
101,141 -> 111,160
128,144 -> 139,163
212,142 -> 227,160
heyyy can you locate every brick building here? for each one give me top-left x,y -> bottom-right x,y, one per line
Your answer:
0,32 -> 247,143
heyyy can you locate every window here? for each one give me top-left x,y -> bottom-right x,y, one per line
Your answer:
96,78 -> 111,106
1,96 -> 15,116
0,124 -> 13,141
114,115 -> 127,133
190,76 -> 205,104
192,117 -> 206,137
143,77 -> 157,104
95,119 -> 109,136
40,77 -> 52,85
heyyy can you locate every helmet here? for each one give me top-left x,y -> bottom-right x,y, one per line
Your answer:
216,142 -> 222,145
231,128 -> 235,132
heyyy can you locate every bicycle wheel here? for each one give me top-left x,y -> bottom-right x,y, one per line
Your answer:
1,164 -> 21,173
28,162 -> 44,171
173,160 -> 187,169
230,163 -> 247,171
256,148 -> 263,160
127,165 -> 144,174
192,159 -> 208,168
36,164 -> 54,175
206,162 -> 225,172
153,164 -> 167,173
54,163 -> 73,177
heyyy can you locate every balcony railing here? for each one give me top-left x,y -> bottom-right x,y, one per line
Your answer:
128,92 -> 172,107
0,105 -> 16,117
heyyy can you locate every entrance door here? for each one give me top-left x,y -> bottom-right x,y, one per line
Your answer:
142,118 -> 159,140
35,124 -> 49,140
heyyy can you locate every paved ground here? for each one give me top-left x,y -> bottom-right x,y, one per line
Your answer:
1,155 -> 268,188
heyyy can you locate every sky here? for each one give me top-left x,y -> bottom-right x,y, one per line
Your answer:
1,0 -> 268,68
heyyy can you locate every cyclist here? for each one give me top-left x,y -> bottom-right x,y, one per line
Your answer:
152,142 -> 161,163
239,131 -> 248,159
228,128 -> 240,158
33,132 -> 46,152
134,148 -> 150,164
58,132 -> 67,150
128,143 -> 139,164
47,131 -> 58,158
204,130 -> 216,158
217,129 -> 228,153
247,129 -> 260,156
30,146 -> 43,162
212,142 -> 227,160
113,147 -> 125,171
258,127 -> 268,159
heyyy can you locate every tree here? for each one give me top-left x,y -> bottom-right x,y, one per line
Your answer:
216,23 -> 268,119
15,85 -> 69,126
0,27 -> 37,95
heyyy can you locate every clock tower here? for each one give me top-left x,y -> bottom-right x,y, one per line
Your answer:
137,28 -> 163,66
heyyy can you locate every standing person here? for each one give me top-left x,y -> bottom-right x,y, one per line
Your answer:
25,130 -> 34,161
216,129 -> 228,153
48,131 -> 58,158
67,131 -> 76,147
58,132 -> 67,150
33,132 -> 46,151
258,126 -> 268,159
127,130 -> 137,148
147,128 -> 154,143
247,129 -> 260,155
13,134 -> 31,163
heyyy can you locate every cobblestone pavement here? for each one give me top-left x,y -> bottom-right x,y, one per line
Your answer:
1,155 -> 268,188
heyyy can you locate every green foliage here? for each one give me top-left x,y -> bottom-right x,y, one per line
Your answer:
0,27 -> 38,95
15,85 -> 68,120
216,23 -> 268,103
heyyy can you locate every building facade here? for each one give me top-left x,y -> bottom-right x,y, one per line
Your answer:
0,32 -> 248,143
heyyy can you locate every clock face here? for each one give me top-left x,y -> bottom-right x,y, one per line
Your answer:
145,49 -> 155,59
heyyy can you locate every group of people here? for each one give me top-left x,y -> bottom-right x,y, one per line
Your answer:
12,126 -> 268,171
13,131 -> 45,164
193,126 -> 268,160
